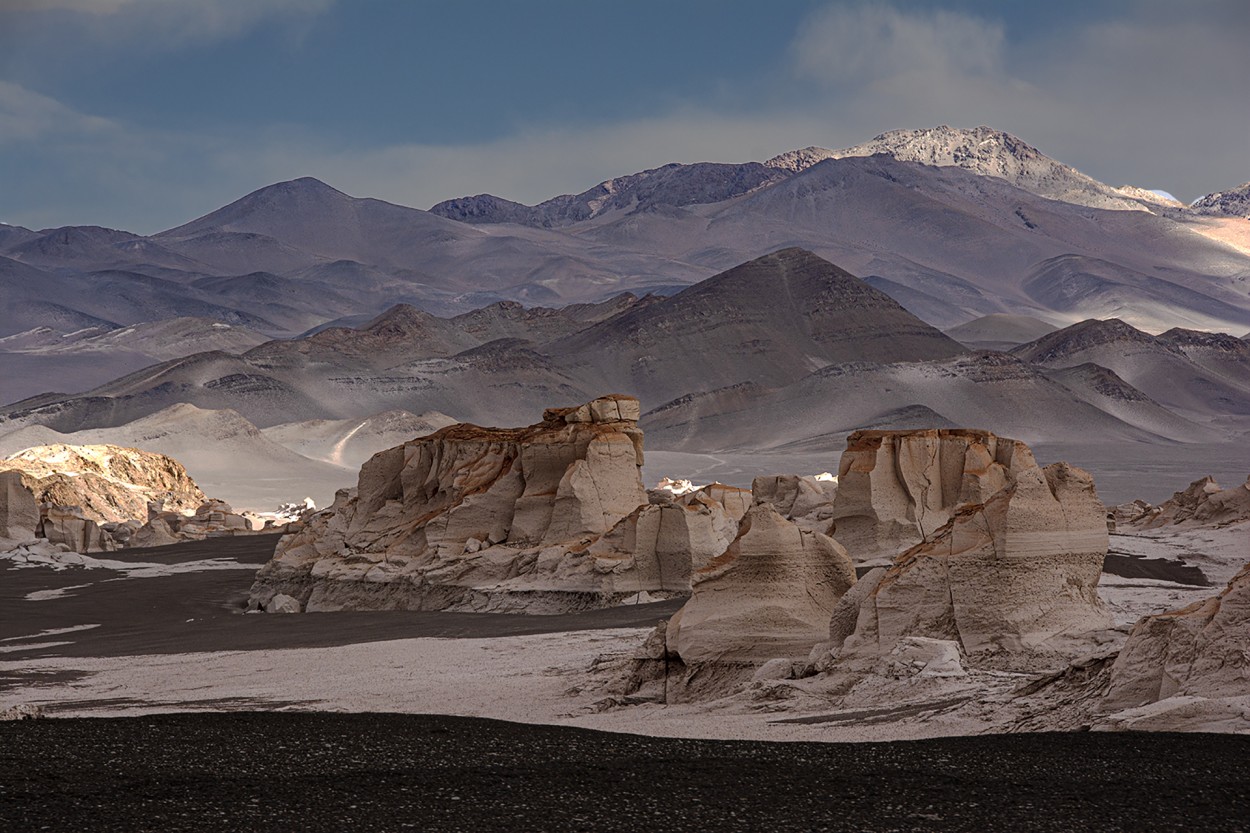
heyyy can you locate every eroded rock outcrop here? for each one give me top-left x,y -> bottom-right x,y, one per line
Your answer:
830,459 -> 1112,672
751,473 -> 838,533
0,470 -> 40,546
629,502 -> 857,700
249,395 -> 716,613
626,429 -> 1113,701
1,445 -> 270,554
670,503 -> 857,663
1103,562 -> 1250,714
827,429 -> 1039,563
1130,475 -> 1250,528
3,444 -> 205,525
586,485 -> 746,594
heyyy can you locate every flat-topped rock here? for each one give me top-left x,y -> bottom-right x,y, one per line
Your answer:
249,396 -> 707,614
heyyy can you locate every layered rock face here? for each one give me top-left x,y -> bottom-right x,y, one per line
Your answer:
667,503 -> 857,665
832,459 -> 1111,671
587,483 -> 748,595
626,429 -> 1112,701
249,395 -> 719,613
1103,562 -> 1250,711
827,429 -> 1039,562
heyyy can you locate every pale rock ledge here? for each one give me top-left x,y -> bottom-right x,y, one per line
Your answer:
248,395 -> 729,613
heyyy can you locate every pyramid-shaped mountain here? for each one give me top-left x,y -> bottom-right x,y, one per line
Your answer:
551,247 -> 965,403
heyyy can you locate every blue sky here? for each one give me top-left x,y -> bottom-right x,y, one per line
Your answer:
1,0 -> 1247,232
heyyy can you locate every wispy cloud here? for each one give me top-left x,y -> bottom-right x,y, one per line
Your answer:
0,80 -> 117,142
792,5 -> 1006,88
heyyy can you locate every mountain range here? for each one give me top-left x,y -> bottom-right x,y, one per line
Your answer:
1,125 -> 1247,507
2,126 -> 1248,347
2,247 -> 1247,493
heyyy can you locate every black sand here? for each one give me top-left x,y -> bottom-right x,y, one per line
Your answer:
3,713 -> 1249,833
0,534 -> 679,685
1102,552 -> 1210,586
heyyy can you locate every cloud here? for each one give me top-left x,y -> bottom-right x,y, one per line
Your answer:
0,2 -> 1245,232
0,0 -> 334,44
792,5 -> 1006,89
0,80 -> 117,142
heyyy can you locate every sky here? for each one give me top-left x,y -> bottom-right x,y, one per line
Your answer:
0,0 -> 1247,233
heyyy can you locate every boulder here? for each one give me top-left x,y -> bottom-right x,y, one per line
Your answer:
249,396 -> 682,614
1103,561 -> 1250,712
833,458 -> 1111,672
40,505 -> 114,554
265,593 -> 302,614
0,470 -> 39,545
827,429 -> 1038,562
129,516 -> 181,548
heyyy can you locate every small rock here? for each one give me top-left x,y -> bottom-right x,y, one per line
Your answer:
265,594 -> 302,614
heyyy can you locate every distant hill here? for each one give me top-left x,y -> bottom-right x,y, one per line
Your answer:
4,251 -> 1246,471
0,251 -> 964,432
1011,319 -> 1250,419
1191,182 -> 1250,219
945,314 -> 1059,350
763,125 -> 1182,212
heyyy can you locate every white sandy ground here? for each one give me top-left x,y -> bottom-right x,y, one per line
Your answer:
0,628 -> 998,742
3,524 -> 1246,738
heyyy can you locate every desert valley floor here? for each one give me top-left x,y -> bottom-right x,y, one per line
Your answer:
3,122 -> 1250,832
3,529 -> 1250,832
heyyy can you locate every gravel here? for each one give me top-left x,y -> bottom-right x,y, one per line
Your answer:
3,713 -> 1248,833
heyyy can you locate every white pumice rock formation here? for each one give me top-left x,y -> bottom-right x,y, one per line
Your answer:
751,473 -> 839,533
2,444 -> 206,524
248,395 -> 722,613
832,457 -> 1112,672
628,502 -> 857,701
587,485 -> 745,589
0,470 -> 40,546
667,503 -> 857,664
827,429 -> 1041,563
0,444 -> 274,554
1102,561 -> 1250,726
624,429 -> 1115,703
1130,475 -> 1250,528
